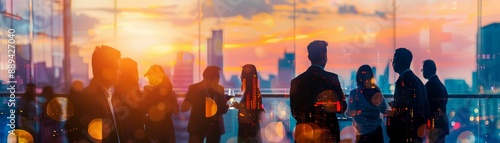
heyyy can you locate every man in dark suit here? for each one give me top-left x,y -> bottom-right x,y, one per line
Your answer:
290,40 -> 347,143
65,46 -> 124,143
422,59 -> 449,143
181,66 -> 229,143
387,48 -> 430,143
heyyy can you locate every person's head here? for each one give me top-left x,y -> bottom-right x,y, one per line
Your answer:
356,65 -> 375,88
307,40 -> 328,68
392,48 -> 413,73
203,66 -> 221,86
241,64 -> 258,92
24,83 -> 36,101
120,58 -> 139,83
91,45 -> 121,88
42,86 -> 55,99
144,65 -> 166,86
422,59 -> 437,79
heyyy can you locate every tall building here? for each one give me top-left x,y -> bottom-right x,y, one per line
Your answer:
378,62 -> 391,94
70,46 -> 89,86
207,30 -> 230,86
173,52 -> 195,93
34,62 -> 51,87
15,45 -> 32,92
444,79 -> 471,94
349,70 -> 357,92
275,52 -> 295,88
477,23 -> 500,92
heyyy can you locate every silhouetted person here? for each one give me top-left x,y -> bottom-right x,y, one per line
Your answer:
422,60 -> 449,143
347,65 -> 388,143
143,65 -> 179,143
65,45 -> 124,142
386,48 -> 430,143
232,64 -> 265,143
181,66 -> 229,143
112,58 -> 149,142
19,83 -> 38,141
290,40 -> 347,143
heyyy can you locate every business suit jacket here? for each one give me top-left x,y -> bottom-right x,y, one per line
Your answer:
425,75 -> 449,135
290,65 -> 347,143
387,71 -> 430,142
184,81 -> 228,135
65,79 -> 124,143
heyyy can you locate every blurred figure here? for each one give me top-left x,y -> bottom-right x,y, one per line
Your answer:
19,83 -> 38,141
113,58 -> 149,142
143,65 -> 179,143
65,45 -> 124,142
386,48 -> 430,143
422,60 -> 449,143
68,80 -> 84,97
232,64 -> 265,143
181,66 -> 229,143
290,40 -> 347,143
347,65 -> 388,143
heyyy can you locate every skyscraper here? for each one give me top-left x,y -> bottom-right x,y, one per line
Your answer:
15,45 -> 32,92
173,52 -> 195,93
477,23 -> 500,92
207,30 -> 229,86
378,62 -> 391,94
70,46 -> 89,86
275,52 -> 295,88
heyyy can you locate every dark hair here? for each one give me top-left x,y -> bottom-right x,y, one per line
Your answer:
115,58 -> 140,96
91,45 -> 121,76
307,40 -> 328,63
24,83 -> 37,102
394,48 -> 413,69
41,86 -> 55,99
356,65 -> 374,86
423,59 -> 437,74
240,64 -> 263,110
203,66 -> 221,80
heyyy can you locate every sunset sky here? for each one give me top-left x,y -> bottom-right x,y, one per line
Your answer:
2,0 -> 500,87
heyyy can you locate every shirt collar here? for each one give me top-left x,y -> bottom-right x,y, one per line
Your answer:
311,64 -> 324,70
399,69 -> 412,78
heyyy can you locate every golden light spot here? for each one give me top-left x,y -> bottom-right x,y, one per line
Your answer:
417,124 -> 429,138
293,123 -> 314,142
205,97 -> 218,118
7,129 -> 34,143
316,90 -> 340,113
134,129 -> 146,139
449,111 -> 456,118
159,87 -> 168,96
277,101 -> 290,120
88,118 -> 111,140
469,116 -> 474,122
46,97 -> 74,122
71,81 -> 84,92
264,122 -> 285,142
148,104 -> 166,122
252,12 -> 275,32
475,116 -> 480,122
457,131 -> 475,143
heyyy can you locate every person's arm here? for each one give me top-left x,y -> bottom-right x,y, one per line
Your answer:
171,90 -> 180,115
181,85 -> 193,112
346,90 -> 358,117
333,75 -> 347,113
218,86 -> 229,114
289,79 -> 299,119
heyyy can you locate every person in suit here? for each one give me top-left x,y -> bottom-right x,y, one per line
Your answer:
290,40 -> 347,143
112,58 -> 149,142
143,65 -> 179,143
181,66 -> 229,143
65,45 -> 124,143
386,48 -> 430,143
232,64 -> 265,143
422,59 -> 449,143
347,65 -> 389,143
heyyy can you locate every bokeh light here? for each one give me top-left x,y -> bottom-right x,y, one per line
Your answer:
473,108 -> 479,113
316,90 -> 340,113
370,92 -> 383,106
276,101 -> 290,120
452,121 -> 461,130
206,97 -> 217,118
70,81 -> 84,92
417,124 -> 429,138
449,111 -> 456,118
339,126 -> 357,143
457,131 -> 475,143
88,118 -> 112,140
46,97 -> 74,122
7,129 -> 34,143
264,121 -> 286,142
469,116 -> 474,122
148,103 -> 167,122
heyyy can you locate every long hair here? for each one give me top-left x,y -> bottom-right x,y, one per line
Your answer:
240,64 -> 263,110
356,65 -> 375,87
